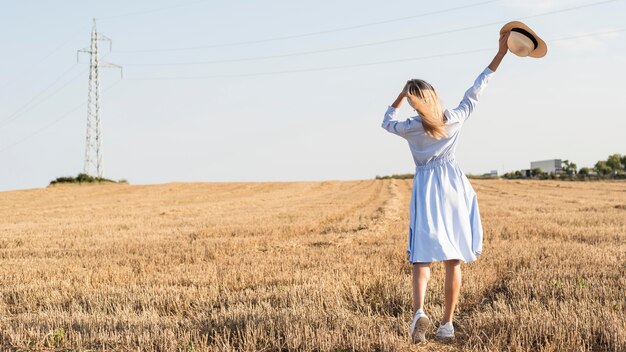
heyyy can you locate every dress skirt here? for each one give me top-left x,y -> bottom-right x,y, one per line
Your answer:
407,155 -> 483,264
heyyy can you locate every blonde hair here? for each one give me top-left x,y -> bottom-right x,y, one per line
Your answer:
405,79 -> 448,140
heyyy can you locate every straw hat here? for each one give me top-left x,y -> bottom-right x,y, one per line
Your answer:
500,21 -> 547,58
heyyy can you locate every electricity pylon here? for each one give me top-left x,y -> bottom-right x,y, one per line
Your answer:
77,19 -> 122,178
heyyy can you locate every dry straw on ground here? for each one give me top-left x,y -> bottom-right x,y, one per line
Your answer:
0,179 -> 624,351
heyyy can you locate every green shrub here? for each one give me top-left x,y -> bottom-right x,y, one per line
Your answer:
49,173 -> 126,186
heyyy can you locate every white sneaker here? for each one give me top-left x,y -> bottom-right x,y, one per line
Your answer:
409,309 -> 430,343
436,321 -> 455,340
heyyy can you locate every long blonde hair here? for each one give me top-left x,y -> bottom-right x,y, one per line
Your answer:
405,79 -> 448,140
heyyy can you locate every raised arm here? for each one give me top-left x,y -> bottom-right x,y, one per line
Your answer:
381,87 -> 417,138
451,31 -> 509,122
391,89 -> 406,109
489,31 -> 510,72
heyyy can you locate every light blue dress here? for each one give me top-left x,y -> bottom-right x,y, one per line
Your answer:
381,66 -> 495,264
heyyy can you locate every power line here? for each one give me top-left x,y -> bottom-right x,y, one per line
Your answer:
0,24 -> 88,92
0,22 -> 122,158
0,66 -> 87,130
124,28 -> 626,81
0,80 -> 122,154
0,50 -> 115,131
112,0 -> 502,53
1,29 -> 622,156
1,3 -> 622,154
544,28 -> 625,42
127,48 -> 494,80
0,25 -> 115,130
78,19 -> 123,178
96,0 -> 209,21
116,0 -> 623,67
118,16 -> 502,66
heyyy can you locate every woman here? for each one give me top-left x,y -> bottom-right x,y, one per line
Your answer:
381,31 -> 510,344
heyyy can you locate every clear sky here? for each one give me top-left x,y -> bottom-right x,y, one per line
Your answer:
1,0 -> 625,191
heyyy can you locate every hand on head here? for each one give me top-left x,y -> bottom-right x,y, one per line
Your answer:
400,80 -> 412,97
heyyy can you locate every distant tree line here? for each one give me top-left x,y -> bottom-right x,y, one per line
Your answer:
502,153 -> 626,180
376,154 -> 626,181
375,173 -> 414,180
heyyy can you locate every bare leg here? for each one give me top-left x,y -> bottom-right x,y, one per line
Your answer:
442,259 -> 462,324
412,262 -> 431,313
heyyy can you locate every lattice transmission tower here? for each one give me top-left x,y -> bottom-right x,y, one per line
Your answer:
77,19 -> 122,178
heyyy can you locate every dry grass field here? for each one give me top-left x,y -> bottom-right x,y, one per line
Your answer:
0,179 -> 624,351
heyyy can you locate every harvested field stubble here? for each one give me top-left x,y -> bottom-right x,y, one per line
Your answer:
0,179 -> 624,351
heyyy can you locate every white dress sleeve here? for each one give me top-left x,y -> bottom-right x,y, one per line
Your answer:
450,67 -> 495,123
381,105 -> 419,138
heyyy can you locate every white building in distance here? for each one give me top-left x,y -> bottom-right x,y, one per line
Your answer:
530,159 -> 562,174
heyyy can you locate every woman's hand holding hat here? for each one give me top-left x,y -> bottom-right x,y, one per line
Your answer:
488,32 -> 509,72
498,31 -> 510,56
500,21 -> 547,58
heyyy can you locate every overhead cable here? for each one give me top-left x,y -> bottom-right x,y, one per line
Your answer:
97,0 -> 209,21
112,0 -> 619,54
112,0 -> 502,53
123,28 -> 626,81
0,80 -> 122,154
0,66 -> 87,130
0,24 -> 88,91
116,0 -> 622,66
